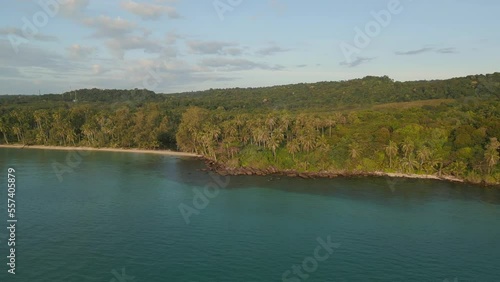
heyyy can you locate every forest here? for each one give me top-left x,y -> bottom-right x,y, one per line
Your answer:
1,73 -> 499,185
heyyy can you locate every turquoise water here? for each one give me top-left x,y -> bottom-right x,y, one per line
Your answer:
0,148 -> 499,281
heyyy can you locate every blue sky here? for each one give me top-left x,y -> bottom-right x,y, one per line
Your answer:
0,0 -> 499,94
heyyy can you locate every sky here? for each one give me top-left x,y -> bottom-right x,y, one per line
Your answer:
0,0 -> 499,95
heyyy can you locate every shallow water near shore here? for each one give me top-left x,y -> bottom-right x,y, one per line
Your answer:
1,147 -> 500,281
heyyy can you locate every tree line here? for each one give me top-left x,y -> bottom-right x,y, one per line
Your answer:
175,102 -> 499,184
0,104 -> 175,149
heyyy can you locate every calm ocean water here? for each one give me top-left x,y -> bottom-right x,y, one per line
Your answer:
0,148 -> 499,281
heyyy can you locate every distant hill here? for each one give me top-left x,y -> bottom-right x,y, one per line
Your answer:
1,73 -> 499,111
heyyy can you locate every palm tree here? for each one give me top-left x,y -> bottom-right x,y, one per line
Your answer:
349,142 -> 361,163
333,112 -> 345,125
82,123 -> 97,146
34,110 -> 48,144
191,131 -> 202,153
240,123 -> 251,145
12,125 -> 23,144
286,139 -> 300,161
254,126 -> 268,147
416,146 -> 432,172
316,135 -> 330,153
11,110 -> 29,145
279,113 -> 291,139
63,123 -> 77,146
266,115 -> 276,132
427,157 -> 443,176
267,134 -> 281,159
326,118 -> 336,137
299,130 -> 316,153
385,140 -> 398,169
401,158 -> 418,174
243,119 -> 257,145
208,124 -> 221,142
448,161 -> 467,177
222,121 -> 236,140
199,129 -> 213,157
51,111 -> 69,146
484,137 -> 500,175
401,138 -> 415,161
313,117 -> 323,135
234,115 -> 245,136
0,117 -> 10,144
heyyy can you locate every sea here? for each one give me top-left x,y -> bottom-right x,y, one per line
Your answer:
0,148 -> 499,281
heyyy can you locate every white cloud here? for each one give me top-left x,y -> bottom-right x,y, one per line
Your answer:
225,47 -> 244,56
0,27 -> 57,42
59,0 -> 89,17
256,46 -> 290,56
106,35 -> 162,59
200,57 -> 283,71
82,15 -> 167,59
187,40 -> 240,55
121,0 -> 180,20
395,47 -> 434,56
0,39 -> 73,71
67,44 -> 95,59
339,56 -> 374,68
0,66 -> 23,78
166,30 -> 182,45
83,16 -> 136,38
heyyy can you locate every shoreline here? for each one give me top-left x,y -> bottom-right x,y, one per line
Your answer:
2,144 -> 497,186
0,144 -> 201,157
203,160 -> 499,187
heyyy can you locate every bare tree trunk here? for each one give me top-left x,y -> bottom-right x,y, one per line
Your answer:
2,132 -> 8,144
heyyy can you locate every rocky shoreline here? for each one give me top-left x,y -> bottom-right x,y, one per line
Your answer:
204,159 -> 371,179
202,159 -> 499,187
